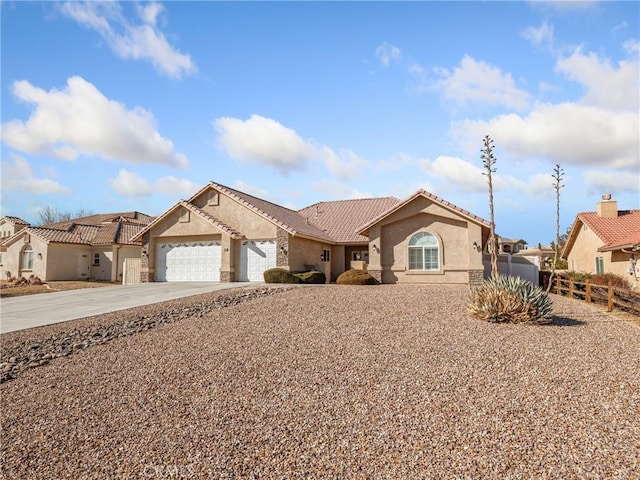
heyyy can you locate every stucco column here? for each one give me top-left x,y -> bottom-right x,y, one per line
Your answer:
367,225 -> 383,282
220,235 -> 235,282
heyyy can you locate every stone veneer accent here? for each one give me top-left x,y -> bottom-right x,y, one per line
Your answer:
140,232 -> 150,283
220,271 -> 233,282
369,269 -> 382,283
276,228 -> 289,267
468,269 -> 484,288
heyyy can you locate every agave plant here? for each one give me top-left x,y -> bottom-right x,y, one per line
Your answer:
468,275 -> 553,324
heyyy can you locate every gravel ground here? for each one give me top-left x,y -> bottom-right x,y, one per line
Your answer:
1,284 -> 639,479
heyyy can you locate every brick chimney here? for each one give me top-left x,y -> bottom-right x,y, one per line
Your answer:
596,194 -> 618,218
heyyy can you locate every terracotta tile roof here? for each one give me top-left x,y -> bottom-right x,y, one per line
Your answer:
2,216 -> 29,226
577,210 -> 640,250
180,201 -> 243,239
44,211 -> 153,229
358,189 -> 491,234
207,182 -> 334,242
26,227 -> 89,245
298,197 -> 401,244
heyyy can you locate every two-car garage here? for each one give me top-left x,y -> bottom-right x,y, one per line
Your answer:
155,240 -> 276,282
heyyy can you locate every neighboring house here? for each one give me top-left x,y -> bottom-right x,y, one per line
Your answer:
0,212 -> 153,282
0,216 -> 30,271
562,195 -> 640,289
133,181 -> 491,286
498,237 -> 527,254
515,245 -> 555,269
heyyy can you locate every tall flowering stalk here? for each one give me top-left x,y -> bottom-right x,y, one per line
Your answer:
481,135 -> 498,278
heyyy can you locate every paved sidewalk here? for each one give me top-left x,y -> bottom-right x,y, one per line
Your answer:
0,282 -> 256,333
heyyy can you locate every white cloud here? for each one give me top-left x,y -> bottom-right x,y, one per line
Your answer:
583,170 -> 640,195
59,1 -> 196,78
375,42 -> 402,67
521,21 -> 554,49
422,155 -> 487,192
0,76 -> 188,168
312,180 -> 373,200
0,154 -> 70,194
434,55 -> 531,111
556,47 -> 639,110
214,114 -> 367,179
110,169 -> 197,196
214,114 -> 313,173
457,102 -> 639,170
233,180 -> 277,202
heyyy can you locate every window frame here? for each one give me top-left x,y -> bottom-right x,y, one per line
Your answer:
407,232 -> 440,272
595,256 -> 604,275
93,253 -> 100,266
21,244 -> 34,271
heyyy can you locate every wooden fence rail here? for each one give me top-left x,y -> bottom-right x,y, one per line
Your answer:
552,275 -> 640,316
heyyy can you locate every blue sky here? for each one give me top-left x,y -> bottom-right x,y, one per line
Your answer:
1,1 -> 638,247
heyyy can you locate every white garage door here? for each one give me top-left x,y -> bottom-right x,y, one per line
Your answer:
240,240 -> 276,281
156,241 -> 221,282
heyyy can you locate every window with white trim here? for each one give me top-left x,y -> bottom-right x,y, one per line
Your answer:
408,232 -> 439,271
93,253 -> 100,266
595,256 -> 604,275
21,245 -> 33,270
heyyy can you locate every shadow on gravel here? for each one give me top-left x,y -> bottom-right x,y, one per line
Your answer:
546,316 -> 586,327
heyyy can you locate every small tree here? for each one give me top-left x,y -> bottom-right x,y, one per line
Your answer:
547,164 -> 564,292
481,135 -> 498,277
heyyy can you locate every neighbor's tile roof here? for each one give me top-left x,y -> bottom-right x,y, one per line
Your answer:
577,210 -> 640,250
26,227 -> 89,245
207,182 -> 335,242
298,197 -> 401,244
2,216 -> 29,226
43,211 -> 153,229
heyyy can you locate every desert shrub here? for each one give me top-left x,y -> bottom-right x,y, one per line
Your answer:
468,275 -> 553,324
263,268 -> 301,284
336,269 -> 377,285
591,273 -> 631,289
562,271 -> 631,290
294,270 -> 326,284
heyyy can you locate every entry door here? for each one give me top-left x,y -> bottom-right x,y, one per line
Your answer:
240,240 -> 276,281
77,252 -> 90,279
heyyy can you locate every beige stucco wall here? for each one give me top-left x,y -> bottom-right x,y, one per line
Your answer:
115,246 -> 141,283
567,223 -> 638,289
0,219 -> 27,241
366,196 -> 485,285
46,243 -> 92,280
288,236 -> 332,272
566,225 -> 603,273
2,234 -> 49,280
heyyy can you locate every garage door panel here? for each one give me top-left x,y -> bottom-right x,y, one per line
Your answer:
156,241 -> 221,282
240,240 -> 276,282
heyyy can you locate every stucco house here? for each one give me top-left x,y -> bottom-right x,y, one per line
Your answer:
133,181 -> 491,286
498,237 -> 527,254
0,212 -> 153,282
562,195 -> 640,290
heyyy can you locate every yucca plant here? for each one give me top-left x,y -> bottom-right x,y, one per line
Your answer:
468,275 -> 553,324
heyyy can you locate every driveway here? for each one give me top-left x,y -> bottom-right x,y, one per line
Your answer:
0,282 -> 257,334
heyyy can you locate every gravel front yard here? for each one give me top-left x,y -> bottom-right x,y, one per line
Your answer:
1,285 -> 639,479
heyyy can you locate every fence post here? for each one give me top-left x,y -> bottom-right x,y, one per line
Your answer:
585,279 -> 591,303
607,281 -> 613,312
556,275 -> 561,295
569,279 -> 574,299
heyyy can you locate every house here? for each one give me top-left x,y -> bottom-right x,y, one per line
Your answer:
498,237 -> 527,254
562,195 -> 640,289
0,212 -> 153,282
0,216 -> 29,240
133,181 -> 491,286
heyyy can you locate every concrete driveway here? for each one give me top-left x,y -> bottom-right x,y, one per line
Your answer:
0,282 -> 257,334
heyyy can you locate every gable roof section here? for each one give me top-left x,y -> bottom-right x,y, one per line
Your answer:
1,216 -> 30,226
194,182 -> 335,242
564,209 -> 640,256
298,197 -> 401,244
131,200 -> 244,241
357,189 -> 491,235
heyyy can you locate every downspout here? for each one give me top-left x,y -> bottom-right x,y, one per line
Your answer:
114,245 -> 122,282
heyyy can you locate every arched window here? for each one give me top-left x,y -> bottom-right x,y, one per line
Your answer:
21,244 -> 34,270
408,232 -> 439,271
